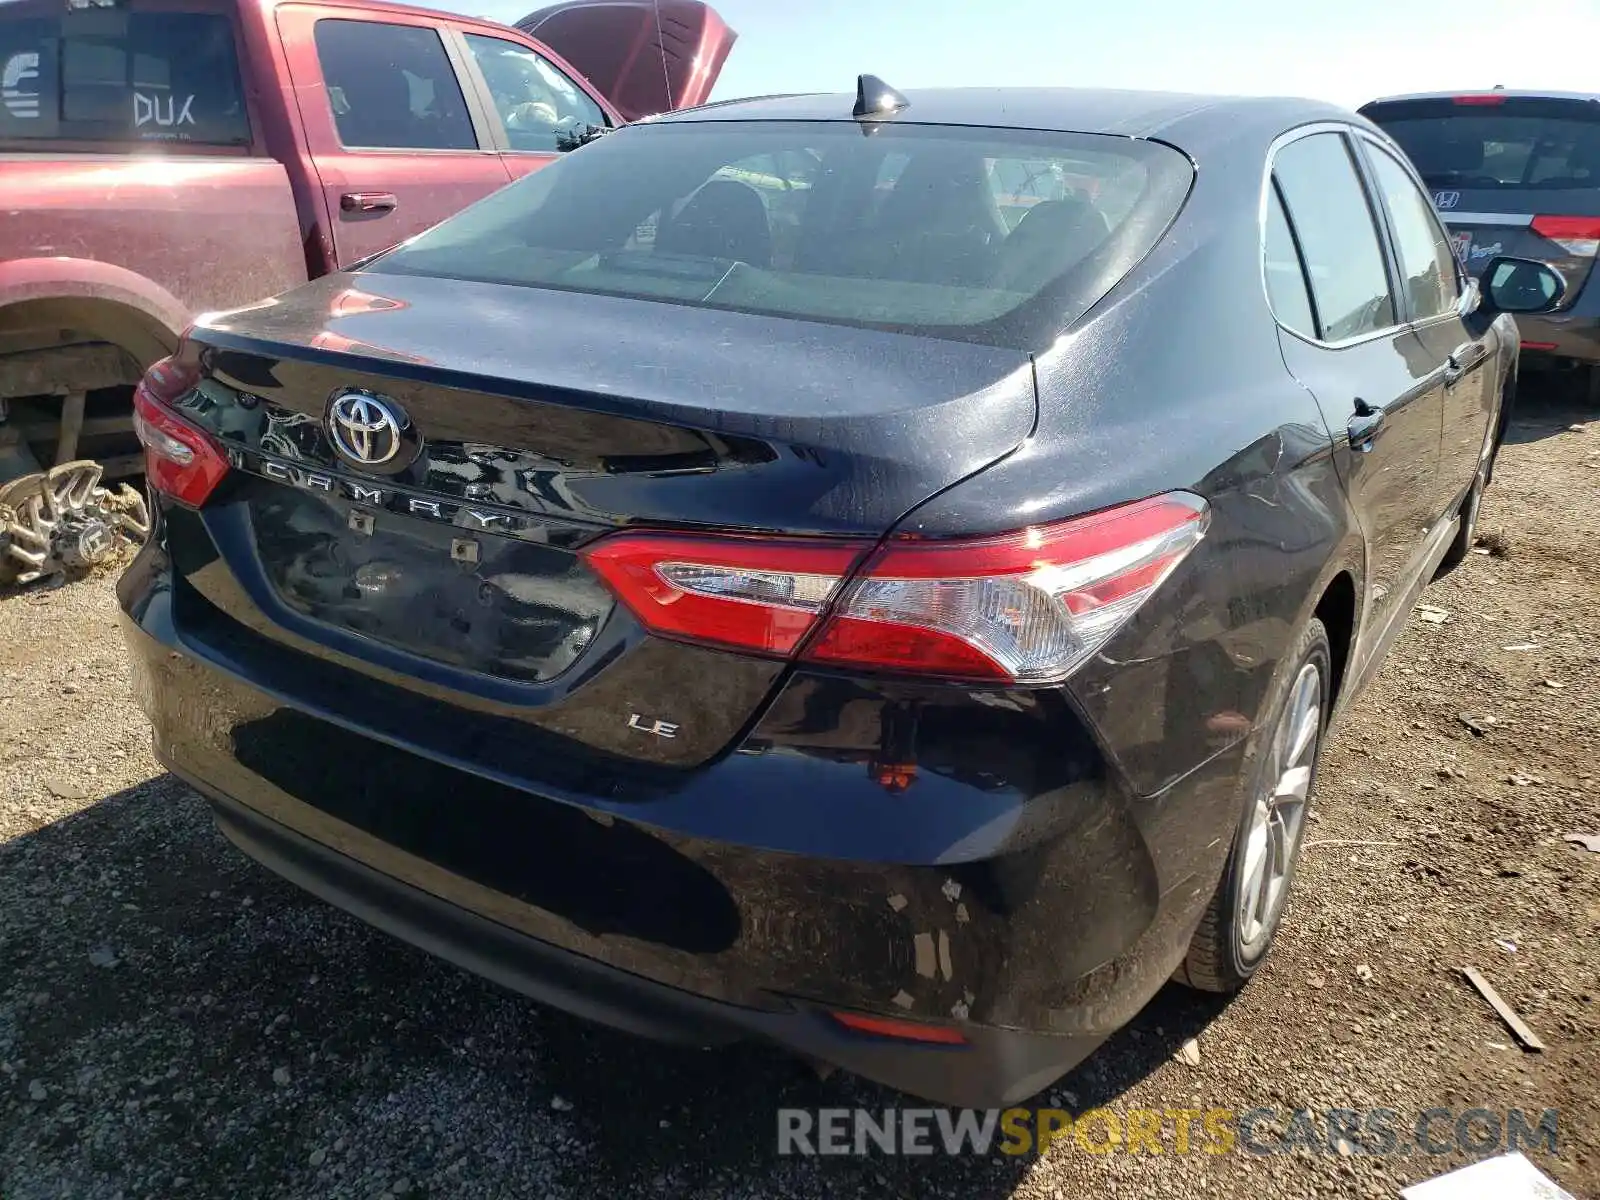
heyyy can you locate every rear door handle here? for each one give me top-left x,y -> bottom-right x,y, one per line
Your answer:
1443,345 -> 1486,386
340,192 -> 398,214
1348,399 -> 1384,451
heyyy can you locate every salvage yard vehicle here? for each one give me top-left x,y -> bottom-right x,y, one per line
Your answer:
118,80 -> 1563,1107
1361,90 -> 1600,401
0,0 -> 733,585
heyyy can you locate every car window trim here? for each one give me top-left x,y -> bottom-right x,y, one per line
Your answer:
1442,212 -> 1535,227
1265,177 -> 1322,339
312,16 -> 493,155
1349,130 -> 1467,329
1259,122 -> 1408,352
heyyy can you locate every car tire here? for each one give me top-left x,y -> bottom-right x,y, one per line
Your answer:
1179,616 -> 1331,993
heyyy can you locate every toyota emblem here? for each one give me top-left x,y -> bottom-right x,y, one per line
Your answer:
326,392 -> 410,470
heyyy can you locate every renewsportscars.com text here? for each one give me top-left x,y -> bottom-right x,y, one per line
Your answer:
776,1106 -> 1559,1158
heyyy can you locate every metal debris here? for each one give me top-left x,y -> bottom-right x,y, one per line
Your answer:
0,461 -> 148,587
1563,834 -> 1600,853
1461,967 -> 1545,1052
1501,643 -> 1540,651
1457,713 -> 1491,737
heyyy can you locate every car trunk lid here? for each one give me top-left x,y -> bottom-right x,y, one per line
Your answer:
169,271 -> 1036,765
1362,95 -> 1600,310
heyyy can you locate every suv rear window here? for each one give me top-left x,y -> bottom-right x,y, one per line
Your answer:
1368,105 -> 1600,191
369,120 -> 1193,345
0,7 -> 247,145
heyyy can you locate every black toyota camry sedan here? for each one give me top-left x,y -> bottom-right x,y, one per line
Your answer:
121,80 -> 1562,1107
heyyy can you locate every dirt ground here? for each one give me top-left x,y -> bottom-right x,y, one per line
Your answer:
1,379 -> 1596,1200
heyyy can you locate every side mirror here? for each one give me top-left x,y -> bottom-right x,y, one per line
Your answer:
1479,256 -> 1566,315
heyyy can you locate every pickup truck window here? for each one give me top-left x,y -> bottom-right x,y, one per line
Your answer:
462,33 -> 605,154
313,20 -> 477,152
0,10 -> 248,145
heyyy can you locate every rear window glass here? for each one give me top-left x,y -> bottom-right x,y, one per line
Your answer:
0,8 -> 248,145
369,120 -> 1193,345
1372,111 -> 1600,191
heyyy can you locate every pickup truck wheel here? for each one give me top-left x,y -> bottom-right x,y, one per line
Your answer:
0,462 -> 149,588
1180,617 -> 1330,992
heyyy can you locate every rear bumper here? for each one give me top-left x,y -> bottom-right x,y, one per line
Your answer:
1514,312 -> 1600,365
196,779 -> 1102,1107
118,538 -> 1244,1106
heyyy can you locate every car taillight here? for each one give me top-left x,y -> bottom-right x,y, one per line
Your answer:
1531,215 -> 1600,258
581,532 -> 871,658
132,356 -> 229,507
582,492 -> 1209,683
1452,94 -> 1506,106
804,493 -> 1210,682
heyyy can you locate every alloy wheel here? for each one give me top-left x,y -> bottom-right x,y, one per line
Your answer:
1234,660 -> 1322,959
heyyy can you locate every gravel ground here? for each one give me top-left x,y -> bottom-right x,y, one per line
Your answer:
2,379 -> 1596,1199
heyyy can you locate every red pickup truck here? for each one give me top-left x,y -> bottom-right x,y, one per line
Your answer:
0,0 -> 732,584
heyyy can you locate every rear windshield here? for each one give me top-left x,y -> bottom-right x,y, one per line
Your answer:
0,7 -> 248,145
1369,107 -> 1600,191
370,120 -> 1193,345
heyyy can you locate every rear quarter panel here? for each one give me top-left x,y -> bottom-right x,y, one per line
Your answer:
0,156 -> 306,316
893,124 -> 1367,895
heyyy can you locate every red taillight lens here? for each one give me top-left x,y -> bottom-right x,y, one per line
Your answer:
581,532 -> 870,658
1452,94 -> 1506,105
581,492 -> 1209,683
132,357 -> 229,507
1531,215 -> 1600,258
830,1011 -> 968,1045
804,493 -> 1210,682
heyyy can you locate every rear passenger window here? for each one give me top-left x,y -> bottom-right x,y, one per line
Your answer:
1365,144 -> 1461,322
1264,185 -> 1316,337
0,10 -> 248,145
1273,133 -> 1396,342
313,21 -> 476,151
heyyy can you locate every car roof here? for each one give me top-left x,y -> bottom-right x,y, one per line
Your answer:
233,0 -> 515,32
1363,89 -> 1600,107
652,87 -> 1358,152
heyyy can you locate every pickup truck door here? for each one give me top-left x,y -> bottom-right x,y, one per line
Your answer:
275,5 -> 513,268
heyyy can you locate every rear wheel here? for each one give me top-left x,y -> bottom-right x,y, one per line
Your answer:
1180,617 -> 1330,992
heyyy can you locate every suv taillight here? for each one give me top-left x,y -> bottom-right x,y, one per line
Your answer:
1531,215 -> 1600,258
582,493 -> 1210,683
132,355 -> 229,507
